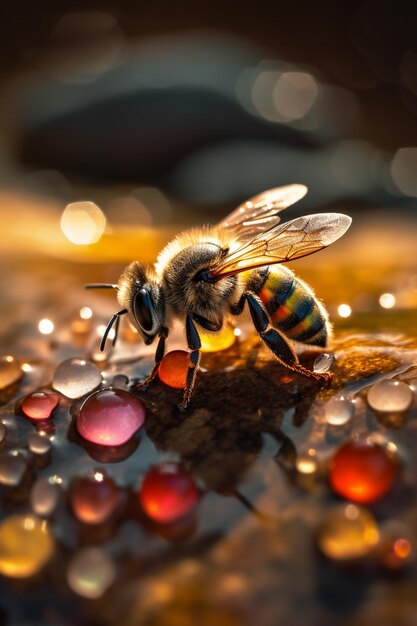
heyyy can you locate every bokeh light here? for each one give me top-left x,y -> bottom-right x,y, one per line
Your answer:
391,148 -> 417,197
337,304 -> 352,318
60,201 -> 106,245
379,293 -> 396,309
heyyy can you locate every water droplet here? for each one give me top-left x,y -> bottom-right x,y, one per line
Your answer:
0,515 -> 54,577
324,396 -> 355,425
329,439 -> 397,503
21,391 -> 59,420
112,374 -> 129,389
0,356 -> 22,390
30,477 -> 60,517
67,547 -> 115,598
28,432 -> 51,455
76,389 -> 145,446
53,358 -> 102,399
139,463 -> 199,524
367,379 -> 413,412
158,351 -> 189,389
70,471 -> 120,524
313,353 -> 336,374
317,504 -> 380,560
0,453 -> 27,486
200,323 -> 236,353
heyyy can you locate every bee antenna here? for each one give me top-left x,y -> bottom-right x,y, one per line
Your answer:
85,283 -> 119,290
100,309 -> 128,351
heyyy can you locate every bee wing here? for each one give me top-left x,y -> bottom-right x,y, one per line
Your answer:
211,213 -> 352,278
218,184 -> 308,240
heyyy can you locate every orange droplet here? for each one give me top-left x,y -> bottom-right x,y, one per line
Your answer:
394,538 -> 412,560
158,351 -> 190,389
329,440 -> 397,504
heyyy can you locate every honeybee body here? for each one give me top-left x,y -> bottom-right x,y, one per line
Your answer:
256,265 -> 329,348
90,184 -> 351,409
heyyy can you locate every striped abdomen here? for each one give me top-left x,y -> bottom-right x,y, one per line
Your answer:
257,266 -> 329,347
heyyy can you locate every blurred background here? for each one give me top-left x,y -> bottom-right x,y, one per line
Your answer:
0,0 -> 416,330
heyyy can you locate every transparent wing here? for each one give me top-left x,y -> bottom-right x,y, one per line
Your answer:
218,184 -> 308,241
211,213 -> 352,278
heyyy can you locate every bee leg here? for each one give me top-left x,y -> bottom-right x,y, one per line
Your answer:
245,292 -> 331,383
135,327 -> 168,392
177,316 -> 201,411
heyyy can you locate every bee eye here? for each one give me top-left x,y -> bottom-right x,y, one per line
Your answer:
133,288 -> 154,332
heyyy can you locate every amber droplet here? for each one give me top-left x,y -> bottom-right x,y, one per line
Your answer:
317,504 -> 380,560
139,462 -> 199,524
329,440 -> 397,503
158,351 -> 190,389
0,515 -> 54,577
21,391 -> 59,420
200,323 -> 236,353
70,471 -> 120,524
76,389 -> 145,446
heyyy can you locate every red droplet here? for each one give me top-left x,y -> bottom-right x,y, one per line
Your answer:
70,471 -> 120,525
139,463 -> 199,524
158,351 -> 189,389
76,389 -> 145,447
330,440 -> 397,503
21,392 -> 59,420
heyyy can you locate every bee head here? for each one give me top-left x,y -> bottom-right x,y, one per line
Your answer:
117,262 -> 165,344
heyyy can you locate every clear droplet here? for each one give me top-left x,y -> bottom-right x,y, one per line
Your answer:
76,389 -> 145,446
21,391 -> 59,420
53,358 -> 102,399
313,353 -> 336,374
30,477 -> 60,517
367,379 -> 413,412
0,515 -> 54,577
0,356 -> 22,390
67,547 -> 115,598
317,504 -> 380,560
28,432 -> 51,455
324,396 -> 355,425
0,453 -> 27,486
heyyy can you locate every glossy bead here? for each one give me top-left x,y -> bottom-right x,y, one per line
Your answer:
30,477 -> 60,517
313,353 -> 336,374
200,323 -> 236,353
53,358 -> 102,399
0,453 -> 27,486
70,471 -> 120,524
367,380 -> 413,412
317,504 -> 380,560
67,547 -> 115,599
330,440 -> 397,503
0,515 -> 54,577
0,356 -> 22,390
139,463 -> 199,524
28,432 -> 51,455
324,396 -> 355,426
158,351 -> 189,389
76,389 -> 145,446
21,391 -> 59,420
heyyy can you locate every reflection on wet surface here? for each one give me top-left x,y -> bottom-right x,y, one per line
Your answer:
0,218 -> 416,626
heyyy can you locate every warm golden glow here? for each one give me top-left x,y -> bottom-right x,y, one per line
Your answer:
80,307 -> 93,320
60,201 -> 106,245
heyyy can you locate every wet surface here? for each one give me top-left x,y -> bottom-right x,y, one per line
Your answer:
0,214 -> 416,626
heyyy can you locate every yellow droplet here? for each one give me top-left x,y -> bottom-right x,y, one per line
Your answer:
317,504 -> 380,561
200,322 -> 236,353
0,515 -> 54,577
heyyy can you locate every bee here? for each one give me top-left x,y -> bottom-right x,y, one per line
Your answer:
87,185 -> 351,410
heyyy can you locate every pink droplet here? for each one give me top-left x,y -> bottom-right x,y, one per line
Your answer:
76,389 -> 145,446
139,463 -> 199,524
21,392 -> 59,420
